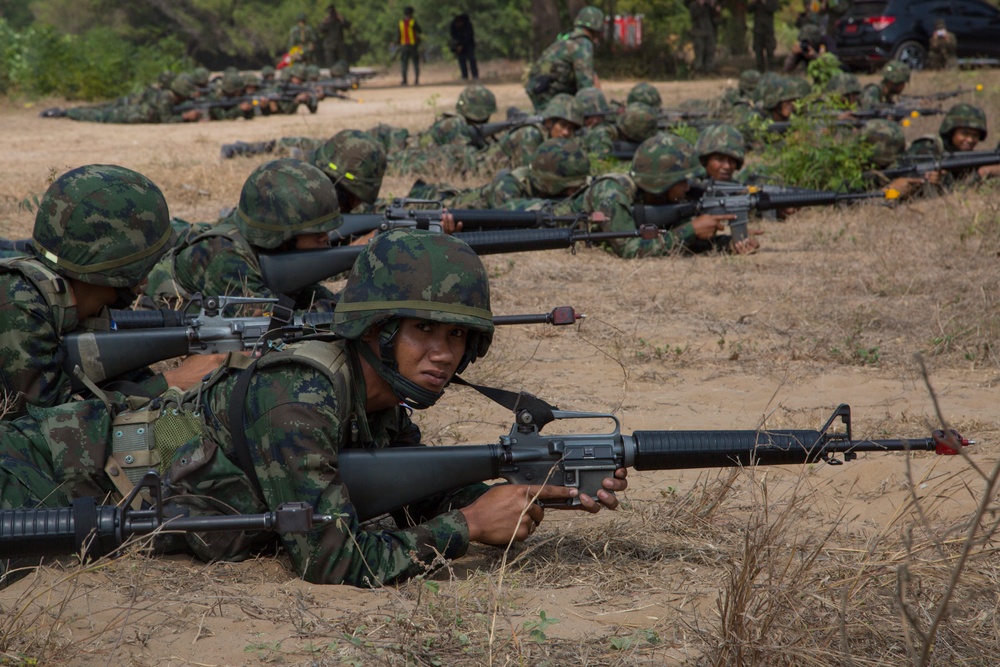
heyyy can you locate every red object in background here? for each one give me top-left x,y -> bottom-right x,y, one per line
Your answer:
610,14 -> 643,50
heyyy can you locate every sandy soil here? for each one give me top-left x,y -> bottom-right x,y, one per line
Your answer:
1,62 -> 999,666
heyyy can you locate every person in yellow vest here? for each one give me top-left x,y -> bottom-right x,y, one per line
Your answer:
399,6 -> 422,86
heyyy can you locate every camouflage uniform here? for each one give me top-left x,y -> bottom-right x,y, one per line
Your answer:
477,93 -> 581,173
721,70 -> 761,110
750,0 -> 780,72
525,6 -> 603,111
0,230 -> 495,588
319,6 -> 350,68
927,20 -> 957,71
144,159 -> 342,310
0,165 -> 174,420
208,70 -> 254,121
288,14 -> 320,65
825,71 -> 862,106
583,133 -> 715,258
64,85 -> 168,124
688,0 -> 721,73
577,88 -> 619,158
461,138 -> 591,210
860,60 -> 910,109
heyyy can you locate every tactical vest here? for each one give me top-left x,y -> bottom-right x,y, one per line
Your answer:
0,256 -> 77,336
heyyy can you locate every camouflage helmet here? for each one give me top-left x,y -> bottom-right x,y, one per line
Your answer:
907,134 -> 944,159
881,60 -> 911,85
286,63 -> 306,81
528,138 -> 590,197
330,60 -> 349,77
242,73 -> 261,88
738,69 -> 761,95
313,129 -> 387,205
576,87 -> 612,119
158,70 -> 176,87
575,5 -> 605,32
31,165 -> 173,288
787,77 -> 811,99
191,67 -> 210,87
695,123 -> 746,170
542,93 -> 583,127
755,71 -> 783,104
260,65 -> 276,79
235,158 -> 343,249
762,77 -> 798,110
305,64 -> 321,81
618,103 -> 658,144
456,84 -> 497,123
798,24 -> 823,44
169,73 -> 197,98
332,229 -> 493,405
220,69 -> 244,95
627,83 -> 662,109
862,119 -> 905,169
939,103 -> 988,142
825,71 -> 863,97
630,133 -> 701,195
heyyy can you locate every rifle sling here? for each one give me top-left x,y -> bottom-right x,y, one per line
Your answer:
228,357 -> 266,501
451,376 -> 558,430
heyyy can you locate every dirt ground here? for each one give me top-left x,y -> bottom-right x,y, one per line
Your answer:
2,62 -> 1000,666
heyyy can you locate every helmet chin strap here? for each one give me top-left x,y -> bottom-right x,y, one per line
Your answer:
355,326 -> 443,410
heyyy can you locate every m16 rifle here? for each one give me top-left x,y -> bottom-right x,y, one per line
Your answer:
332,198 -> 599,241
0,404 -> 971,558
632,188 -> 895,241
881,148 -> 1000,180
62,295 -> 584,388
899,84 -> 984,103
262,222 -> 657,297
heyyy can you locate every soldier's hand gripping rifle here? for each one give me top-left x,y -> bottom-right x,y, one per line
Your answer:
0,471 -> 330,560
331,198 -> 599,241
262,214 -> 654,297
468,112 -> 544,149
632,188 -> 897,242
880,148 -> 1000,180
62,294 -> 584,389
0,406 -> 970,558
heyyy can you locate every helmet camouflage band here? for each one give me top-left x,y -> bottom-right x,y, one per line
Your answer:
31,164 -> 174,288
575,5 -> 605,32
762,77 -> 799,110
456,84 -> 497,123
881,60 -> 911,85
528,138 -> 590,196
191,67 -> 210,87
220,70 -> 244,95
618,103 -> 658,144
939,103 -> 988,142
695,124 -> 746,169
332,228 -> 494,363
575,87 -> 611,118
169,73 -> 197,98
862,119 -> 905,169
630,133 -> 700,195
542,93 -> 583,128
627,82 -> 662,109
313,129 -> 387,205
235,158 -> 343,249
825,71 -> 862,97
738,69 -> 761,94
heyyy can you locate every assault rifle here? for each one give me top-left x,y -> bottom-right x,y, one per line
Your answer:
633,188 -> 895,241
0,471 -> 330,560
468,113 -> 543,149
0,405 -> 971,559
332,199 -> 598,240
880,149 -> 1000,180
849,106 -> 944,122
62,295 -> 584,388
172,94 -> 286,115
262,224 -> 657,296
899,84 -> 984,103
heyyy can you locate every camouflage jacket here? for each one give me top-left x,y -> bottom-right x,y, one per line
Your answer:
476,123 -> 545,173
581,121 -> 619,159
0,257 -> 166,420
859,83 -> 895,110
526,28 -> 597,106
143,218 -> 336,311
583,174 -> 698,258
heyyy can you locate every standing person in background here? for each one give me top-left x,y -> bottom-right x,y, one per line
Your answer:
687,0 -> 722,75
927,19 -> 957,71
399,6 -> 422,86
450,14 -> 479,81
524,6 -> 604,112
319,4 -> 350,69
288,13 -> 319,66
749,0 -> 780,72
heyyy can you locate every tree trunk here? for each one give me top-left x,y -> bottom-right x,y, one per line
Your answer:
531,0 -> 562,58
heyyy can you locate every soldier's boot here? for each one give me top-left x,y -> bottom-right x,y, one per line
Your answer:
39,107 -> 66,118
220,140 -> 276,159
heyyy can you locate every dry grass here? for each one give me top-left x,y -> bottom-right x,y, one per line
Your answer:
2,64 -> 1000,666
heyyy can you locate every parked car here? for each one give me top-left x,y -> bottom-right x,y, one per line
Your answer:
834,0 -> 1000,71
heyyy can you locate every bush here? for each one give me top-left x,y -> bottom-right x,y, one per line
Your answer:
0,18 -> 187,100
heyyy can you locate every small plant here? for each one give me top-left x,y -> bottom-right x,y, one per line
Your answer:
523,610 -> 559,643
610,628 -> 660,650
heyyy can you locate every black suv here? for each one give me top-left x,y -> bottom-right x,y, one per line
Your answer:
835,0 -> 1000,71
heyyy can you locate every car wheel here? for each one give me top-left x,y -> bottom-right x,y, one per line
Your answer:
893,41 -> 927,70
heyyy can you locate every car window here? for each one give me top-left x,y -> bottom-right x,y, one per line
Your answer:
957,0 -> 999,18
913,0 -> 954,16
848,1 -> 889,18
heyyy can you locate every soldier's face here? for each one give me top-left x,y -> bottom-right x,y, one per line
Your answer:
294,232 -> 332,250
705,154 -> 738,181
547,119 -> 579,139
951,127 -> 982,152
393,318 -> 468,393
